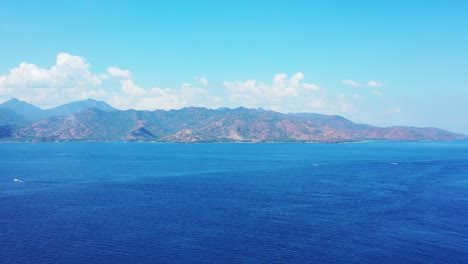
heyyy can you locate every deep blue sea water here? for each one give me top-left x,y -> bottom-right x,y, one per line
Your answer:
1,141 -> 468,263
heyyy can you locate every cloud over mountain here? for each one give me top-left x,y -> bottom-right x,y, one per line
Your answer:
0,53 -> 379,117
224,72 -> 323,113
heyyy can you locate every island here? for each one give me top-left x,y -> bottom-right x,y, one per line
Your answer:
0,98 -> 466,143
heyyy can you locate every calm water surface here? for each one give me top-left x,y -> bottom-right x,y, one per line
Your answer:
1,142 -> 468,263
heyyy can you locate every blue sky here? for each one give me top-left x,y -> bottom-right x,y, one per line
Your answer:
1,0 -> 467,133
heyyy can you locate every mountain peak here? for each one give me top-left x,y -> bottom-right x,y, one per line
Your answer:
47,98 -> 117,116
0,98 -> 45,120
0,98 -> 117,121
83,98 -> 103,103
2,98 -> 34,105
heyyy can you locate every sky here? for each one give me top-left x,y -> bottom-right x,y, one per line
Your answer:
0,0 -> 467,133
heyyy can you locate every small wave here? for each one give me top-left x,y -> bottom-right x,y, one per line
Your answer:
389,162 -> 398,165
13,178 -> 24,183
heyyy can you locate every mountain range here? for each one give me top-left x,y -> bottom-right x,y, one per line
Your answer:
0,98 -> 466,143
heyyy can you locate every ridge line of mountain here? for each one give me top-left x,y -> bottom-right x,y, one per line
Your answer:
0,98 -> 466,143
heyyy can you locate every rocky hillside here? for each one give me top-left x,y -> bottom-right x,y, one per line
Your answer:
0,99 -> 465,142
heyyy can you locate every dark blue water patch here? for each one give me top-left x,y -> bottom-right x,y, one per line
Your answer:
1,142 -> 468,263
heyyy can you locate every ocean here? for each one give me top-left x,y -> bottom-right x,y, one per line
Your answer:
1,141 -> 467,263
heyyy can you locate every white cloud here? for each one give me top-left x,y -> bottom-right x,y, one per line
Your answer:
107,67 -> 132,79
0,53 -> 106,107
194,76 -> 208,86
371,90 -> 384,96
341,79 -> 361,88
302,83 -> 321,92
272,73 -> 287,87
289,72 -> 304,86
121,80 -> 146,96
0,53 -> 102,89
368,80 -> 383,87
0,53 -> 222,110
224,72 -> 326,112
108,80 -> 220,110
0,53 -> 364,115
